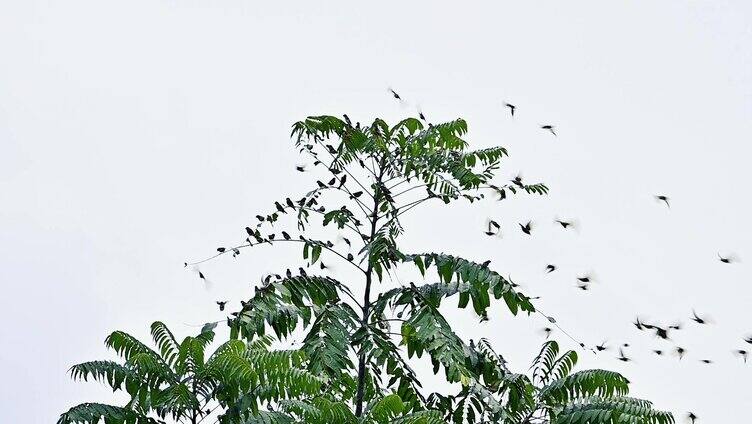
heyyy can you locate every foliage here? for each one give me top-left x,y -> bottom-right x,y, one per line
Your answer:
60,115 -> 671,423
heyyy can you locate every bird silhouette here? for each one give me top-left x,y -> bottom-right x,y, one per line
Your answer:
504,103 -> 516,117
540,327 -> 553,338
717,253 -> 738,264
555,219 -> 573,229
576,282 -> 590,291
743,336 -> 752,345
687,412 -> 698,424
654,195 -> 670,208
617,348 -> 631,362
675,346 -> 686,360
540,125 -> 556,136
295,164 -> 306,172
691,310 -> 712,325
699,359 -> 713,364
734,349 -> 748,363
545,264 -> 556,273
389,87 -> 401,101
519,221 -> 532,235
653,349 -> 664,356
485,219 -> 501,236
216,301 -> 227,311
595,341 -> 609,352
217,247 -> 226,253
577,275 -> 592,283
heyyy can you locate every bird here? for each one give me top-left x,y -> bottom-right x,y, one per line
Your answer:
743,336 -> 752,345
734,349 -> 748,363
545,264 -> 556,273
675,346 -> 686,360
690,310 -> 711,325
577,275 -> 591,283
687,412 -> 698,424
595,342 -> 609,352
633,317 -> 646,331
295,164 -> 306,172
198,271 -> 206,280
216,301 -> 227,311
274,201 -> 286,213
217,247 -> 226,253
540,327 -> 553,338
617,348 -> 631,362
654,195 -> 670,208
504,103 -> 516,117
511,174 -> 524,188
282,231 -> 291,240
485,219 -> 501,236
540,125 -> 556,136
389,87 -> 401,101
555,219 -> 573,229
653,349 -> 664,356
418,109 -> 426,121
717,253 -> 737,264
699,359 -> 713,364
576,282 -> 590,291
519,221 -> 532,235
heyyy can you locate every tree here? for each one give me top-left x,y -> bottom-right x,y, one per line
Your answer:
222,115 -> 549,416
58,322 -> 324,424
60,115 -> 673,423
427,339 -> 674,423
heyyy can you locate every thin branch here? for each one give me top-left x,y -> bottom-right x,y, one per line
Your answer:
186,238 -> 366,274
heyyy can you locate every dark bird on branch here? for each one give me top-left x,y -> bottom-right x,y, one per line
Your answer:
274,202 -> 286,213
217,247 -> 226,253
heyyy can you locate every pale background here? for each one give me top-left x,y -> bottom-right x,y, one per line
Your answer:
1,1 -> 751,422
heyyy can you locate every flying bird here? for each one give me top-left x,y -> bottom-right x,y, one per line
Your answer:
617,348 -> 631,362
699,359 -> 713,364
519,221 -> 532,235
555,219 -> 574,229
540,125 -> 556,136
504,103 -> 516,117
654,195 -> 670,208
216,301 -> 227,311
540,327 -> 553,338
484,219 -> 501,236
691,310 -> 712,325
687,412 -> 698,424
717,253 -> 738,264
734,349 -> 748,363
389,87 -> 402,101
545,264 -> 556,273
743,336 -> 752,345
295,164 -> 306,172
576,282 -> 590,291
653,349 -> 664,356
675,346 -> 686,360
595,342 -> 609,352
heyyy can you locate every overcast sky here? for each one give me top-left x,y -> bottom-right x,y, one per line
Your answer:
2,1 -> 751,422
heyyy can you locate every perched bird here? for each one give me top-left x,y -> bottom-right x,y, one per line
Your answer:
216,301 -> 227,311
274,201 -> 286,213
299,267 -> 307,277
545,264 -> 556,273
217,247 -> 226,253
654,195 -> 670,208
282,231 -> 291,240
504,103 -> 516,117
511,174 -> 524,188
519,221 -> 532,235
540,125 -> 556,136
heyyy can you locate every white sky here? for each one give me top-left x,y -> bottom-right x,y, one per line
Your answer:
2,1 -> 751,422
